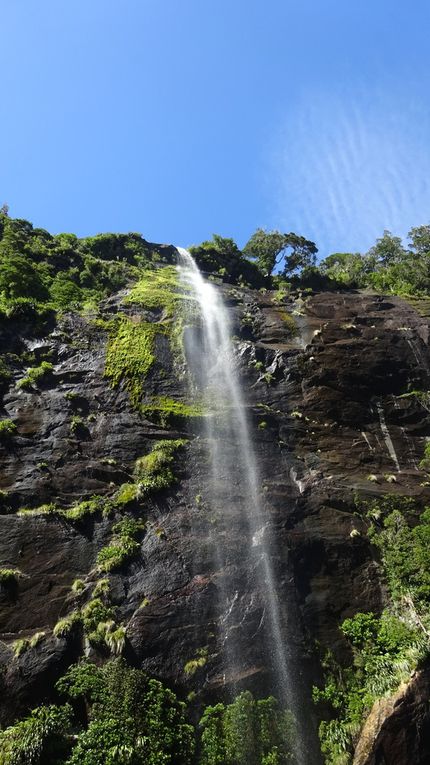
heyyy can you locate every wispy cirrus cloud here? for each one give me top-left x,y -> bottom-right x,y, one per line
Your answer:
269,84 -> 430,258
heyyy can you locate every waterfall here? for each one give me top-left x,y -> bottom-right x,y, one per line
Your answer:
176,248 -> 310,764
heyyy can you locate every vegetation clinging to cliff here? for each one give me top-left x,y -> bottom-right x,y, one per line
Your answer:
314,495 -> 430,765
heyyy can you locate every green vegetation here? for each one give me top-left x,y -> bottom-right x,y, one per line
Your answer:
57,659 -> 195,765
112,438 -> 187,509
54,587 -> 125,653
17,361 -> 53,390
0,419 -> 17,441
12,631 -> 45,659
279,310 -> 298,337
0,568 -> 22,585
189,234 -> 265,288
18,495 -> 111,522
140,395 -> 205,425
0,658 -> 297,765
0,703 -> 73,764
133,438 -> 187,496
316,225 -> 430,297
199,691 -> 296,765
70,415 -> 89,438
314,495 -> 430,764
0,213 -> 157,322
184,647 -> 208,676
53,611 -> 81,639
124,264 -> 193,317
96,517 -> 145,572
244,228 -> 318,277
104,315 -> 165,408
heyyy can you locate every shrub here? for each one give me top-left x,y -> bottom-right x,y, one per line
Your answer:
0,703 -> 72,765
0,418 -> 17,441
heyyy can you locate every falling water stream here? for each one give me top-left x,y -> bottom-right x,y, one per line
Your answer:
176,248 -> 309,763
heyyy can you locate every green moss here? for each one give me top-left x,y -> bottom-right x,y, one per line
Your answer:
63,495 -> 110,521
17,496 -> 111,522
17,361 -> 53,390
124,265 -> 193,317
140,395 -> 205,424
104,315 -> 165,408
113,482 -> 138,507
18,502 -> 58,516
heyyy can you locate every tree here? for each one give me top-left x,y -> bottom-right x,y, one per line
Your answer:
366,230 -> 407,267
0,251 -> 49,301
319,252 -> 368,286
408,224 -> 430,256
243,228 -> 317,276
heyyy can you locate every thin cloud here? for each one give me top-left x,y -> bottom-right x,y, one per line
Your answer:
269,86 -> 430,257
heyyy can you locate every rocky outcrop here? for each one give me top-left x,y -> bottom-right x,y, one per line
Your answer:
1,280 -> 430,762
353,668 -> 430,765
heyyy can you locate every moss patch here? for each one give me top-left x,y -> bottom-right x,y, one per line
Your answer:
124,265 -> 194,317
140,395 -> 205,425
104,315 -> 166,408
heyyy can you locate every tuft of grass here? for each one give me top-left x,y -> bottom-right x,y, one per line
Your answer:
17,361 -> 53,391
93,578 -> 110,598
0,568 -> 22,585
0,419 -> 17,441
133,438 -> 187,498
71,579 -> 85,595
13,638 -> 29,658
96,518 -> 145,573
184,647 -> 208,676
53,611 -> 81,638
29,631 -> 45,648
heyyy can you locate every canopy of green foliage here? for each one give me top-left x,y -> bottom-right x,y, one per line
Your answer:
243,229 -> 318,277
0,659 -> 298,765
318,225 -> 430,297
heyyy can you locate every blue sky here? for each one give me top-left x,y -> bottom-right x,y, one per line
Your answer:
2,0 -> 430,259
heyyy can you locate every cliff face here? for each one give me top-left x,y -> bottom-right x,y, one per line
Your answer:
1,274 -> 430,762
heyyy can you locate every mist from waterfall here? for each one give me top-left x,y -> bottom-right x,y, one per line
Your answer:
176,247 -> 307,763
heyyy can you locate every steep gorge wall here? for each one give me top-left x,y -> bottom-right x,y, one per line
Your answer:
1,276 -> 430,762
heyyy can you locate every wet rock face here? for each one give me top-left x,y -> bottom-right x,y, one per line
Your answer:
1,285 -> 430,763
